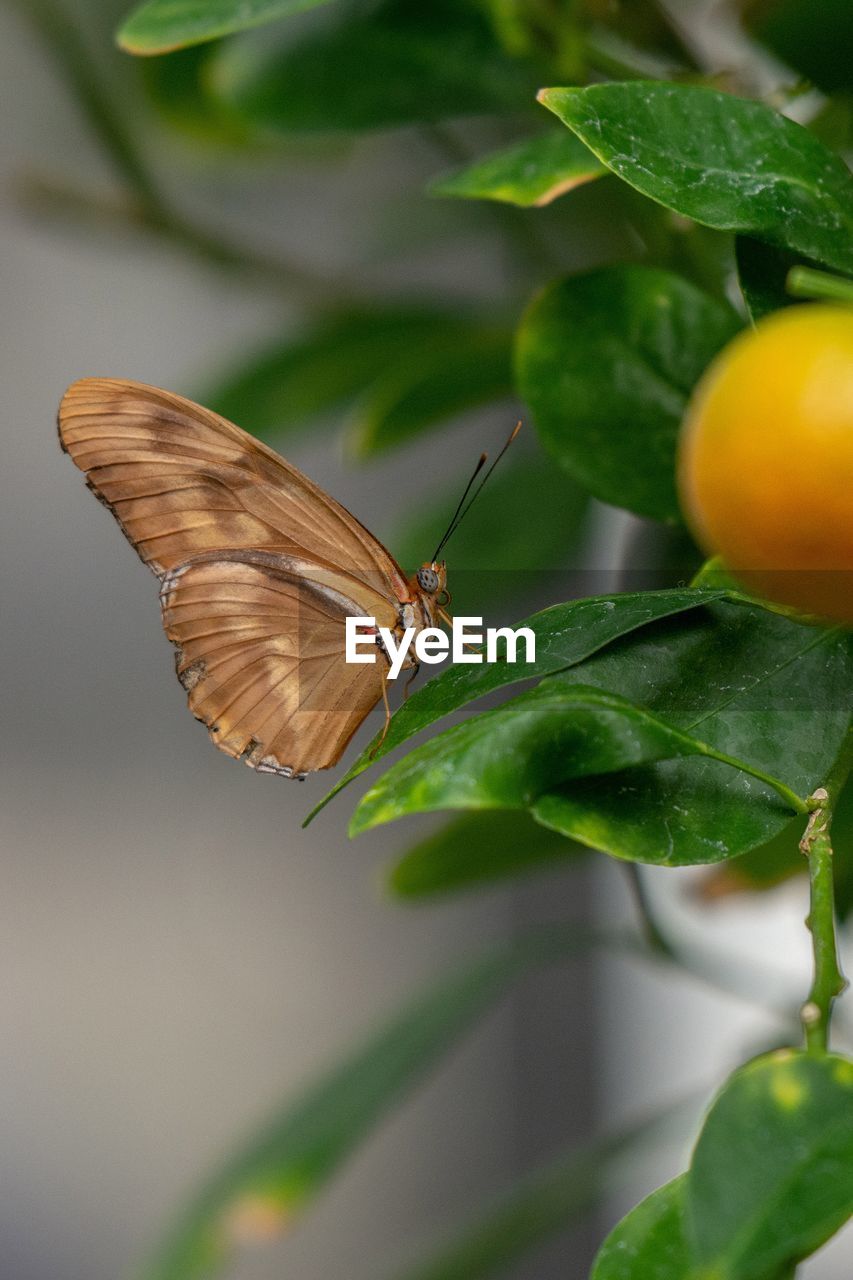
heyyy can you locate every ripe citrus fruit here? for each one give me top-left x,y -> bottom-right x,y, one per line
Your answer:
677,304 -> 853,624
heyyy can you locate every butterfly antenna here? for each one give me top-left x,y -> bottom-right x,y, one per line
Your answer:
432,421 -> 521,560
431,451 -> 488,562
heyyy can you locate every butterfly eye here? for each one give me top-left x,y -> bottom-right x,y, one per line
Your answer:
417,567 -> 440,593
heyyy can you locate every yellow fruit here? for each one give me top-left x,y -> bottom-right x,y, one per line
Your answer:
677,304 -> 853,625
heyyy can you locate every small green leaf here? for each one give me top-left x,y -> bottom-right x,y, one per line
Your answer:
591,1176 -> 690,1280
118,0 -> 335,55
138,926 -> 599,1280
388,807 -> 588,899
539,81 -> 853,275
213,0 -> 536,133
304,588 -> 726,826
430,130 -> 606,208
687,1050 -> 853,1276
349,679 -> 802,836
204,308 -> 468,442
743,0 -> 853,96
515,266 -> 741,521
391,454 -> 589,615
350,323 -> 514,457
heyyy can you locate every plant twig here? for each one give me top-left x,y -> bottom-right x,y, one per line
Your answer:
623,863 -> 676,958
13,0 -> 367,304
799,729 -> 853,1052
787,266 -> 853,306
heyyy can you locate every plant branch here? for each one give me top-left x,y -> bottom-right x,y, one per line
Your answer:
800,728 -> 853,1052
623,864 -> 676,958
13,0 -> 367,304
787,266 -> 853,306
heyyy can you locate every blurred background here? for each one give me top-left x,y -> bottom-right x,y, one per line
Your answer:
1,1 -> 851,1277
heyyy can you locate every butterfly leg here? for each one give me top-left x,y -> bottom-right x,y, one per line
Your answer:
437,605 -> 485,655
368,671 -> 393,760
403,663 -> 420,700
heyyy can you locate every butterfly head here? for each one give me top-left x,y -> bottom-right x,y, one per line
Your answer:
416,561 -> 447,597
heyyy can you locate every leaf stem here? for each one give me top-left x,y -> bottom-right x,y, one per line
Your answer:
623,864 -> 676,959
800,729 -> 853,1052
787,266 -> 853,306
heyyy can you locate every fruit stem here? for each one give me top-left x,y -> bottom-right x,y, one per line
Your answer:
799,728 -> 853,1052
787,266 -> 853,306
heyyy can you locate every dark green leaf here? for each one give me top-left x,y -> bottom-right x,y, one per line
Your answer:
390,1108 -> 682,1280
531,602 -> 851,864
214,0 -> 537,133
350,678 -> 804,837
118,0 -> 335,54
539,81 -> 853,275
204,308 -> 468,442
350,323 -> 514,457
387,810 -> 587,898
515,266 -> 741,521
590,1176 -> 690,1280
304,588 -> 726,825
391,453 -> 589,615
743,0 -> 853,95
430,131 -> 606,208
735,236 -> 806,323
138,926 -> 599,1280
687,1050 -> 853,1276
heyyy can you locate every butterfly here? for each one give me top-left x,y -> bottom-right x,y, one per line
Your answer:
59,379 -> 518,780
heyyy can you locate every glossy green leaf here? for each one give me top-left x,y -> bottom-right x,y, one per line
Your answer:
350,678 -> 805,836
391,1109 -> 680,1280
591,1176 -> 690,1280
687,1050 -> 853,1276
204,308 -> 469,442
539,81 -> 853,275
531,602 -> 851,864
430,131 -> 606,208
391,454 -> 589,615
387,810 -> 587,899
515,266 -> 741,521
138,926 -> 598,1280
350,323 -> 514,457
743,0 -> 853,95
214,0 -> 536,133
304,588 -> 727,825
118,0 -> 334,54
735,237 -> 805,323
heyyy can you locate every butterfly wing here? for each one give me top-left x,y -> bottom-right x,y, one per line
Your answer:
58,377 -> 410,598
58,377 -> 417,776
160,554 -> 393,776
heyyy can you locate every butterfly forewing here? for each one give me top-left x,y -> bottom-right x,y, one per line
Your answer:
58,378 -> 418,777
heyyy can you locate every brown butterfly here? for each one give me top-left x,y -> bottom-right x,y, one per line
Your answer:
59,379 -> 517,779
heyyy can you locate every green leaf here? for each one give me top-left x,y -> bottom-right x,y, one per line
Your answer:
213,0 -> 536,133
138,926 -> 599,1280
350,323 -> 514,457
591,1176 -> 690,1280
430,130 -> 606,208
350,678 -> 806,837
539,81 -> 853,275
304,588 -> 727,826
531,602 -> 851,864
687,1049 -> 853,1276
735,237 -> 806,323
743,0 -> 853,95
118,0 -> 335,55
390,1108 -> 681,1280
391,453 -> 589,615
203,308 -> 469,442
388,806 -> 587,899
515,266 -> 741,522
